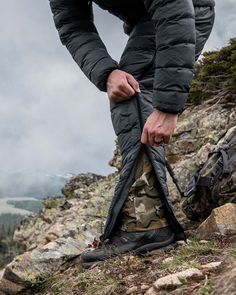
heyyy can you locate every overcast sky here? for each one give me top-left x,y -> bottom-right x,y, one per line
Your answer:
0,0 -> 235,177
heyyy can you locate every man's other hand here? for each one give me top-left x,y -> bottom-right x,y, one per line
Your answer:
141,110 -> 178,146
107,69 -> 140,103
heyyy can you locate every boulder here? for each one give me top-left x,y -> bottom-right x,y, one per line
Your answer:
0,238 -> 82,294
13,173 -> 118,251
197,203 -> 236,239
0,271 -> 24,295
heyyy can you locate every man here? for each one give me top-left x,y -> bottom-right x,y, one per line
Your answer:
49,0 -> 215,265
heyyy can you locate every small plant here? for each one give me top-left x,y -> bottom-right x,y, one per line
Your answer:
229,245 -> 236,259
188,38 -> 236,105
30,275 -> 57,292
199,279 -> 213,295
42,197 -> 63,209
159,236 -> 218,272
73,272 -> 118,295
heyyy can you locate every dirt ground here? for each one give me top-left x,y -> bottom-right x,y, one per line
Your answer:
21,234 -> 236,295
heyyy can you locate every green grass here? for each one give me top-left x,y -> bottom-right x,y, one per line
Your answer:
229,245 -> 236,259
28,265 -> 118,295
160,238 -> 217,272
73,274 -> 118,295
199,280 -> 213,295
29,275 -> 58,293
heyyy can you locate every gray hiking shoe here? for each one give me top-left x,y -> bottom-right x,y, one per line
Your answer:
80,226 -> 176,266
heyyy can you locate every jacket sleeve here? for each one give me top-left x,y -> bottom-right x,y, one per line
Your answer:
195,5 -> 215,62
144,0 -> 196,114
49,0 -> 118,92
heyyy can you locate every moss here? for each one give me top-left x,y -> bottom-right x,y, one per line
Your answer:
22,271 -> 38,284
42,198 -> 63,210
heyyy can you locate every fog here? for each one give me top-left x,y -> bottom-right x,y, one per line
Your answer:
0,0 -> 235,197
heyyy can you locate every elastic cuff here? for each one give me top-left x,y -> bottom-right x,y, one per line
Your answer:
153,90 -> 187,114
155,107 -> 181,115
96,65 -> 119,92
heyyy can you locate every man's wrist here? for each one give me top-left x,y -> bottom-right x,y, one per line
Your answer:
105,68 -> 120,91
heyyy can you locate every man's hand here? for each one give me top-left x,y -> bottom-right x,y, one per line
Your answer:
141,110 -> 178,146
107,69 -> 140,103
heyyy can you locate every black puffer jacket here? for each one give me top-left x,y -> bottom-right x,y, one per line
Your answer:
49,0 -> 215,114
49,0 -> 215,241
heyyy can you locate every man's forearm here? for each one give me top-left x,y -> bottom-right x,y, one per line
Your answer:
49,0 -> 118,92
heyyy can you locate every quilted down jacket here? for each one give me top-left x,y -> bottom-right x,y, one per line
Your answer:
49,0 -> 215,241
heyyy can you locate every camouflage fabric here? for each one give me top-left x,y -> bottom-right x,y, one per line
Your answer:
121,150 -> 168,232
182,126 -> 236,221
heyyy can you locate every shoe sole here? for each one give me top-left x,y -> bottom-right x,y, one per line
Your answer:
133,232 -> 176,254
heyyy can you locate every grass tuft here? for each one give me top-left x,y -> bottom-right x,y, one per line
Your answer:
229,245 -> 236,259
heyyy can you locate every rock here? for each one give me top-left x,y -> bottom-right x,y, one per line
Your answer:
44,231 -> 60,244
212,265 -> 236,295
126,286 -> 138,294
61,173 -> 105,199
0,270 -> 25,294
0,238 -> 82,294
197,204 -> 236,239
153,274 -> 182,291
146,268 -> 204,292
145,287 -> 157,295
162,257 -> 174,263
141,284 -> 150,291
201,261 -> 222,272
126,274 -> 138,281
13,173 -> 118,252
0,278 -> 24,295
199,240 -> 208,244
176,240 -> 187,246
118,273 -> 123,279
109,140 -> 122,171
195,143 -> 215,166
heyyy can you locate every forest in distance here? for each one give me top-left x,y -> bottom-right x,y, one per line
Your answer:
0,198 -> 44,269
0,214 -> 26,269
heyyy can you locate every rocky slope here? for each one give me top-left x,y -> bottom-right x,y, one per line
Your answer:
0,40 -> 236,295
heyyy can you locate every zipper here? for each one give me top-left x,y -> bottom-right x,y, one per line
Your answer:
101,145 -> 142,241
